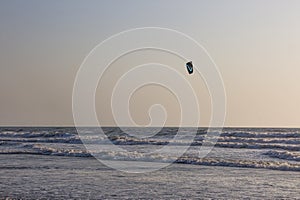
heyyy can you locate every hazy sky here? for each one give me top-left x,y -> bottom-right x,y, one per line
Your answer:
1,0 -> 300,127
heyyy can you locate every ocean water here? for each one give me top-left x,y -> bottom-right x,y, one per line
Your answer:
0,127 -> 300,199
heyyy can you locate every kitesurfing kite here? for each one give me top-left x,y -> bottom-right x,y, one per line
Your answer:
186,61 -> 193,74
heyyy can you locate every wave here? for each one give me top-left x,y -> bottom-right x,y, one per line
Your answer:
1,144 -> 300,171
218,136 -> 300,145
220,131 -> 300,138
0,137 -> 81,144
264,150 -> 300,162
0,131 -> 76,138
175,157 -> 300,171
0,144 -> 91,157
215,142 -> 300,151
1,127 -> 300,172
2,133 -> 300,152
108,136 -> 300,151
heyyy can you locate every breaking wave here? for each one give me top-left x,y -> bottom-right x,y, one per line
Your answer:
1,127 -> 300,171
1,143 -> 300,171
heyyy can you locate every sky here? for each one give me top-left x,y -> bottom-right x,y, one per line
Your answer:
0,0 -> 300,127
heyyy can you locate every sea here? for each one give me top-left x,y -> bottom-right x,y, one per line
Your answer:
0,127 -> 300,199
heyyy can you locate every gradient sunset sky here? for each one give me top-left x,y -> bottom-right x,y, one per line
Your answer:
1,0 -> 300,127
